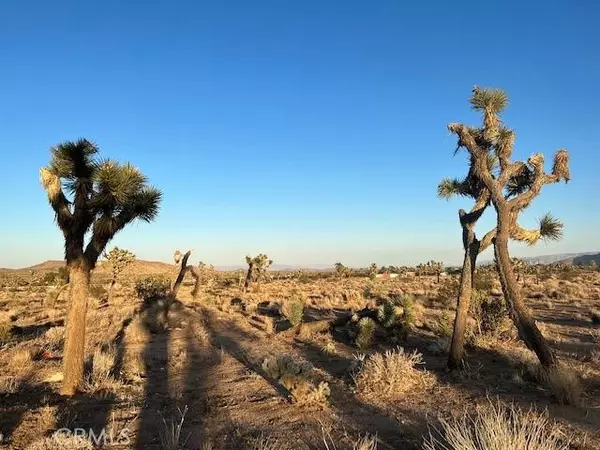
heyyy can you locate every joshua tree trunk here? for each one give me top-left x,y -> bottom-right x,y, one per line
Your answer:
189,266 -> 201,299
448,241 -> 477,369
244,262 -> 254,292
61,262 -> 91,395
494,213 -> 558,368
171,250 -> 191,298
108,275 -> 117,303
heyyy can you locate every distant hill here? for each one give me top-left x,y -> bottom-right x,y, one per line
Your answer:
2,259 -> 173,275
564,253 -> 600,266
523,252 -> 600,265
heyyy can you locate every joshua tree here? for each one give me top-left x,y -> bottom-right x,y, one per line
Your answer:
104,247 -> 136,302
334,262 -> 350,278
428,260 -> 444,283
243,254 -> 272,291
511,257 -> 526,283
368,263 -> 378,279
447,87 -> 569,368
171,249 -> 192,298
40,139 -> 161,395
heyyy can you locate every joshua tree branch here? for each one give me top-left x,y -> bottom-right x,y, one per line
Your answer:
40,168 -> 72,228
508,168 -> 558,211
479,228 -> 497,253
448,123 -> 505,206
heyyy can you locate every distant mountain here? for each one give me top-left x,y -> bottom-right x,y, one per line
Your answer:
1,260 -> 334,274
565,253 -> 600,266
524,252 -> 600,265
2,259 -> 173,275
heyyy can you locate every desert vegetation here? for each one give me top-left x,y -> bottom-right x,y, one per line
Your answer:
1,88 -> 599,449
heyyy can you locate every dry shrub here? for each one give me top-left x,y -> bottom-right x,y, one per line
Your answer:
541,366 -> 582,406
354,347 -> 434,398
135,275 -> 170,302
125,316 -> 151,344
262,354 -> 312,380
423,401 -> 570,450
44,326 -> 65,350
125,350 -> 146,379
26,434 -> 94,450
262,354 -> 330,406
37,405 -> 57,430
591,310 -> 600,325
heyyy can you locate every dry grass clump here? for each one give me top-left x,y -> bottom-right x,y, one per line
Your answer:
353,347 -> 434,398
246,433 -> 279,450
84,347 -> 121,394
25,434 -> 94,450
0,321 -> 14,343
37,405 -> 57,430
11,348 -> 34,372
0,376 -> 20,394
321,425 -> 378,450
262,354 -> 330,406
423,401 -> 570,450
158,405 -> 190,450
540,365 -> 582,406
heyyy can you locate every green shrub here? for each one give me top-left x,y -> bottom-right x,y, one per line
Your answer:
397,294 -> 416,329
43,272 -> 58,285
282,295 -> 305,327
436,310 -> 453,337
89,284 -> 107,299
473,272 -> 495,291
135,275 -> 170,302
356,317 -> 376,350
471,291 -> 508,335
42,267 -> 69,285
435,278 -> 459,307
377,300 -> 399,328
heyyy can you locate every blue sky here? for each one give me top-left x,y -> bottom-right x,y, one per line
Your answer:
1,0 -> 599,268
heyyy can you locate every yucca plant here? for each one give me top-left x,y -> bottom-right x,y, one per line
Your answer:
446,87 -> 569,368
104,247 -> 136,302
40,139 -> 161,395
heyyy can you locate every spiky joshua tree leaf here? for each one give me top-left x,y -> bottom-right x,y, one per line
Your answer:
539,213 -> 564,242
437,178 -> 470,199
469,86 -> 509,113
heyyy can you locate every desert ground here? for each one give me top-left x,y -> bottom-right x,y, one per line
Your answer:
1,261 -> 600,449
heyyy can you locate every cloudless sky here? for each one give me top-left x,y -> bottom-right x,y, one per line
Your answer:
1,0 -> 599,268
